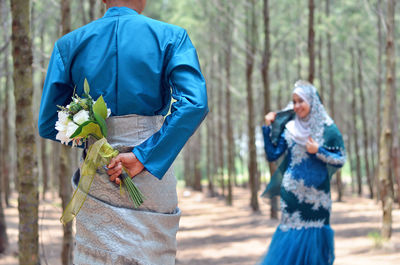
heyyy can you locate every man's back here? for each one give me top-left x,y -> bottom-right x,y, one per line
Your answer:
57,7 -> 185,116
39,6 -> 208,180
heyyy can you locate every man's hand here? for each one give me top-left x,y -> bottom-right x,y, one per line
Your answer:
306,137 -> 319,154
107,153 -> 144,185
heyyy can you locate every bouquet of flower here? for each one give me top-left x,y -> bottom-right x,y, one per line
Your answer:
56,79 -> 145,225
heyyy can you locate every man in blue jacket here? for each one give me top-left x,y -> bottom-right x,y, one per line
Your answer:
38,0 -> 208,264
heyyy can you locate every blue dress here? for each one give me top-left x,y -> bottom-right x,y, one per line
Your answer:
38,7 -> 208,180
261,125 -> 345,265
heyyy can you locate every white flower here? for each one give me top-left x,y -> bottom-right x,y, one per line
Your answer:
107,108 -> 111,118
56,131 -> 71,145
66,121 -> 79,138
73,110 -> 89,125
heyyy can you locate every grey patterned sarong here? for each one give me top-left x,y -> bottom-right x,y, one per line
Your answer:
72,114 -> 181,265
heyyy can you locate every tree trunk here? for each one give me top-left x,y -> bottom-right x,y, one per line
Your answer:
0,18 -> 8,248
326,0 -> 334,116
351,48 -> 362,196
357,48 -> 374,198
192,131 -> 202,191
375,0 -> 383,201
379,0 -> 395,240
225,2 -> 234,206
59,146 -> 73,265
217,53 -> 225,197
89,0 -> 96,21
246,0 -> 259,212
60,1 -> 73,264
261,0 -> 277,218
307,0 -> 315,83
1,0 -> 11,207
183,141 -> 193,188
10,0 -> 39,264
40,23 -> 49,200
317,14 -> 324,103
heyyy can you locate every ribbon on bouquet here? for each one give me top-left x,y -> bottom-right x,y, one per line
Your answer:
60,138 -> 119,225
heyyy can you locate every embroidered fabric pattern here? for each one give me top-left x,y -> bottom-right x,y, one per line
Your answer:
284,130 -> 308,167
282,172 -> 332,211
316,150 -> 346,166
280,208 -> 325,232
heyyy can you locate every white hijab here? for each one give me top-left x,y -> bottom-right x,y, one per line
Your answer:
285,80 -> 333,147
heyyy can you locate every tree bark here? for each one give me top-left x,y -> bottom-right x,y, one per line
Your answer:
307,0 -> 315,83
1,0 -> 11,207
357,48 -> 374,198
326,0 -> 334,116
60,1 -> 73,264
225,1 -> 234,206
192,131 -> 202,191
217,53 -> 225,196
89,0 -> 96,21
10,0 -> 39,264
246,0 -> 259,212
351,48 -> 362,196
379,0 -> 395,239
261,0 -> 277,218
375,0 -> 383,201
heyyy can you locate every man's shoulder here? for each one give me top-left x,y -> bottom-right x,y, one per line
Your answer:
134,15 -> 187,38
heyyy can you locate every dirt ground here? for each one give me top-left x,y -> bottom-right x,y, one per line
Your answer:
1,187 -> 399,265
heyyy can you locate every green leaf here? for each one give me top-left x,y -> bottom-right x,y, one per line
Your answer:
94,112 -> 107,138
84,79 -> 90,94
70,121 -> 103,139
93,95 -> 108,119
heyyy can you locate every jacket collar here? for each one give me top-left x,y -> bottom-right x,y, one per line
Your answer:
103,7 -> 139,18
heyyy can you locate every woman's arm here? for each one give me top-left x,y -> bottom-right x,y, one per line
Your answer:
262,125 -> 288,162
315,146 -> 346,168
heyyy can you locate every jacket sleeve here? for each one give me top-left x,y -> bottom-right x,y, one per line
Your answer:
315,146 -> 346,168
262,125 -> 288,162
132,30 -> 208,180
38,43 -> 74,141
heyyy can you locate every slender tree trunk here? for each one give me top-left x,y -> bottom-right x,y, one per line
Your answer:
379,0 -> 395,239
192,131 -> 202,191
217,53 -> 225,196
375,0 -> 383,201
10,0 -> 39,264
183,141 -> 193,188
326,0 -> 334,115
60,1 -> 73,264
1,0 -> 11,207
317,14 -> 324,103
225,2 -> 234,206
261,0 -> 277,218
357,48 -> 374,198
308,0 -> 315,83
246,0 -> 259,212
40,24 -> 49,200
351,48 -> 362,196
0,21 -> 8,249
89,0 -> 96,21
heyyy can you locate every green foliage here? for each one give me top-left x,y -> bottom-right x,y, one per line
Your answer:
368,231 -> 386,248
70,121 -> 102,140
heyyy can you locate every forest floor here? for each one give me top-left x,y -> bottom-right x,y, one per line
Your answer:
1,186 -> 400,265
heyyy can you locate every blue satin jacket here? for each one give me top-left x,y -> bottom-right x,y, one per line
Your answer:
38,7 -> 208,180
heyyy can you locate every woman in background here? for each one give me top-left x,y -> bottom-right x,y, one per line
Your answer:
260,80 -> 346,265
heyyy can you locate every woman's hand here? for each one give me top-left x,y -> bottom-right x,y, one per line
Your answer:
107,153 -> 144,185
265,112 -> 277,126
306,137 -> 319,154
